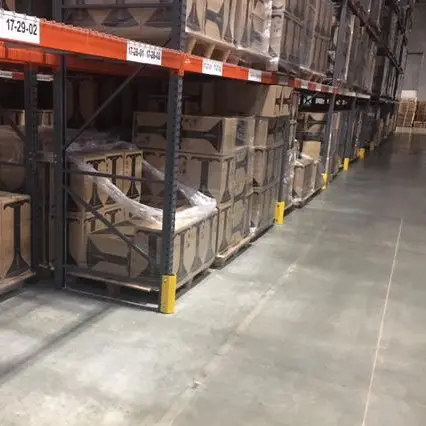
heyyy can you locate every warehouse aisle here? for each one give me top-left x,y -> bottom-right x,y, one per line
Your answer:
1,131 -> 426,425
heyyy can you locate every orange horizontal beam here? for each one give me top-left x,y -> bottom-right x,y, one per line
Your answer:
0,11 -> 370,98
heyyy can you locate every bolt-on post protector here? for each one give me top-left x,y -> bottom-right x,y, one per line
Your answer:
343,158 -> 350,171
322,172 -> 329,189
161,275 -> 177,314
275,201 -> 286,225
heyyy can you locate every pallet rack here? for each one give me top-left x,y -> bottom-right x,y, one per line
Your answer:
0,0 -> 414,312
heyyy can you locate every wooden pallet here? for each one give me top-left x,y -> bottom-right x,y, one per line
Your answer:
299,67 -> 327,83
250,220 -> 275,243
185,32 -> 233,62
293,187 -> 323,208
227,50 -> 273,72
0,270 -> 35,298
66,259 -> 214,308
413,121 -> 426,128
213,234 -> 252,268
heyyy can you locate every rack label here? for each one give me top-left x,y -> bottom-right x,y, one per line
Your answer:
0,70 -> 13,79
248,69 -> 262,82
0,10 -> 40,45
202,59 -> 223,76
127,41 -> 162,66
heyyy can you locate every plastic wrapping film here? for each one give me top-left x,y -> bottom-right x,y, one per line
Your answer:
67,139 -> 217,228
280,0 -> 333,76
63,0 -> 203,46
63,0 -> 275,69
328,4 -> 353,82
232,0 -> 273,67
292,152 -> 317,203
281,146 -> 296,205
267,0 -> 285,70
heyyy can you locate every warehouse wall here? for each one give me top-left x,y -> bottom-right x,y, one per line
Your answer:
403,4 -> 426,98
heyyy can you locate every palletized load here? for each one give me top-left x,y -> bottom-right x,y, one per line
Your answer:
63,0 -> 278,69
67,140 -> 218,290
278,0 -> 333,77
133,111 -> 254,260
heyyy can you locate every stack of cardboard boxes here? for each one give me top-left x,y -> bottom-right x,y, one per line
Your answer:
133,112 -> 252,257
414,102 -> 426,128
396,99 -> 417,128
0,191 -> 33,295
279,0 -> 334,76
295,112 -> 327,200
215,81 -> 294,233
312,0 -> 334,76
64,0 -> 275,65
67,145 -> 218,288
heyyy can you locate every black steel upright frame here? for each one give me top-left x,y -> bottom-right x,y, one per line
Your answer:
49,0 -> 187,310
323,0 -> 349,180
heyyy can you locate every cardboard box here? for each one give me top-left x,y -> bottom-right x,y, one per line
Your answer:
122,149 -> 143,202
67,77 -> 98,128
217,82 -> 284,118
311,160 -> 324,192
181,115 -> 237,155
183,81 -> 216,115
64,0 -> 206,44
82,210 -> 218,286
133,113 -> 237,156
205,0 -> 230,42
252,144 -> 283,188
249,0 -> 271,53
67,204 -> 127,268
255,117 -> 280,148
3,0 -> 15,11
302,140 -> 322,161
251,181 -> 278,231
280,11 -> 303,72
236,116 -> 256,148
143,149 -> 235,205
68,150 -> 125,213
298,112 -> 327,135
234,147 -> 250,198
269,2 -> 285,63
0,192 -> 31,285
217,194 -> 251,253
293,156 -> 314,199
233,0 -> 249,45
247,148 -> 254,189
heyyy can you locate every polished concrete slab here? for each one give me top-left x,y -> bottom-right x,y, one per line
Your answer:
1,131 -> 426,425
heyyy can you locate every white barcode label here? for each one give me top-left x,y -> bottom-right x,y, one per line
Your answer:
37,73 -> 53,82
127,41 -> 162,66
202,59 -> 223,76
0,70 -> 13,79
0,10 -> 40,45
248,69 -> 262,82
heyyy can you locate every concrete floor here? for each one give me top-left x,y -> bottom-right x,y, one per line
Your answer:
1,131 -> 426,425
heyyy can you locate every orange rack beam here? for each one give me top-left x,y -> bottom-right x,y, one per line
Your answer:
0,9 -> 371,99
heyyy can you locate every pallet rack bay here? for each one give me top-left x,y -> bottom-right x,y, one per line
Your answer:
0,0 -> 413,312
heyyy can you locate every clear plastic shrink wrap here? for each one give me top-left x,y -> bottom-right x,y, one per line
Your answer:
63,0 -> 276,69
68,140 -> 217,228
